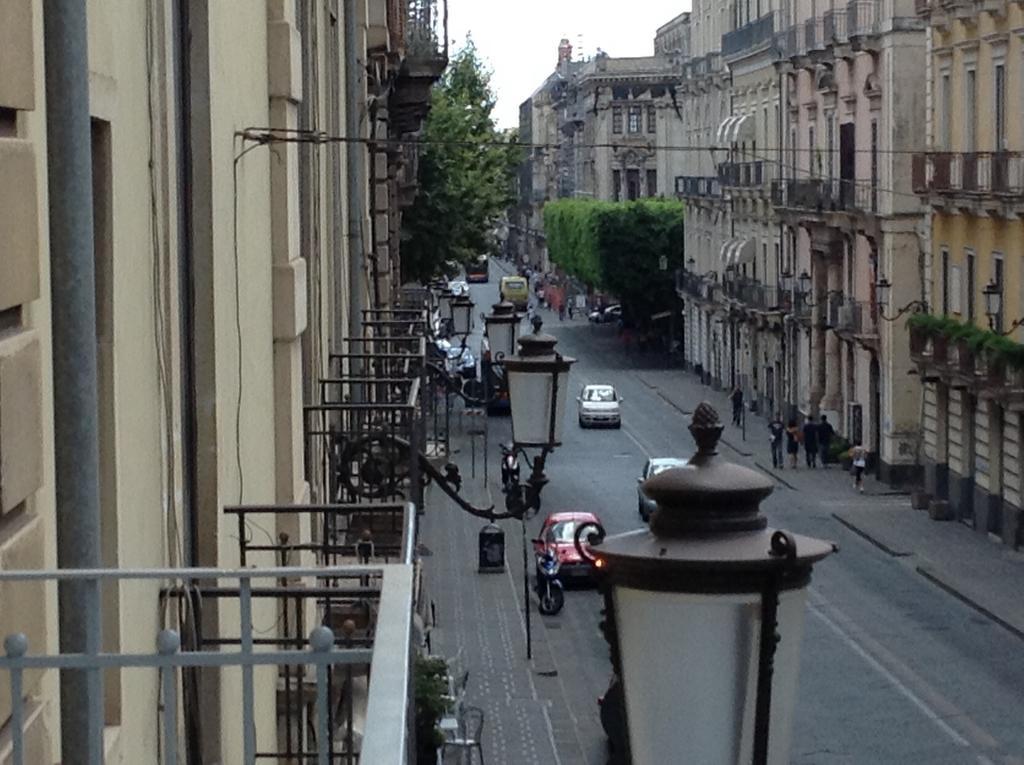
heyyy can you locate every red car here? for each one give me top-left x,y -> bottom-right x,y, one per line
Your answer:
533,511 -> 603,581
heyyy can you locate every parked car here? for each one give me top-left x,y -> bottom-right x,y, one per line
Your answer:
577,384 -> 622,428
532,511 -> 603,582
447,279 -> 469,296
588,304 -> 622,324
637,457 -> 688,521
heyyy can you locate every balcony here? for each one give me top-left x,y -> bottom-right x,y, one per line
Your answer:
675,175 -> 723,199
828,299 -> 879,338
847,0 -> 881,43
772,177 -> 877,215
723,13 -> 777,58
823,8 -> 849,44
724,279 -> 793,313
913,152 -> 1024,215
718,161 -> 767,189
0,564 -> 416,764
393,0 -> 449,134
783,23 -> 807,60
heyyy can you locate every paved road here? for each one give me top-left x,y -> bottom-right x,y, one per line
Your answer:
423,264 -> 1024,765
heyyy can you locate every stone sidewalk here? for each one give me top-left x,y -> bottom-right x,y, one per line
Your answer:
634,366 -> 1024,639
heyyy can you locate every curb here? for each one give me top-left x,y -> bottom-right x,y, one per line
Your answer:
916,565 -> 1024,643
831,513 -> 912,557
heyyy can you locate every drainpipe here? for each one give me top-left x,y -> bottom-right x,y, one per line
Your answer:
344,2 -> 367,334
42,1 -> 104,762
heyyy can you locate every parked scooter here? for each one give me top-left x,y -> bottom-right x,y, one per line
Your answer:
500,443 -> 520,492
534,546 -> 565,616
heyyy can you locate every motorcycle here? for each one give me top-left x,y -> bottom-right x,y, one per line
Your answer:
500,444 -> 520,492
534,546 -> 565,616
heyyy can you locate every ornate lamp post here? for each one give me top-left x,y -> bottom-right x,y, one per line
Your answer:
983,280 -> 1002,331
579,403 -> 835,764
482,301 -> 521,361
450,295 -> 475,337
874,275 -> 928,321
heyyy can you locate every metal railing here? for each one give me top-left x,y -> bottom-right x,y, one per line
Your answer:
406,0 -> 448,62
913,152 -> 1024,196
828,299 -> 878,335
718,160 -> 767,188
771,177 -> 876,213
823,8 -> 849,43
847,0 -> 880,37
804,16 -> 822,52
0,565 -> 415,765
723,12 -> 777,56
225,502 -> 416,568
675,175 -> 723,197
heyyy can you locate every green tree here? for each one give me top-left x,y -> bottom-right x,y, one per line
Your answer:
401,41 -> 521,283
544,198 -> 684,327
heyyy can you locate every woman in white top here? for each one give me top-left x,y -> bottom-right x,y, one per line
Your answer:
850,443 -> 868,493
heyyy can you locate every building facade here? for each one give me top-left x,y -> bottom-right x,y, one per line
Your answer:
0,0 -> 442,761
913,0 -> 1024,544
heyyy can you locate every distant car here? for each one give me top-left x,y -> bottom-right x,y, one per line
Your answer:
448,280 -> 469,296
637,457 -> 688,521
499,275 -> 530,310
577,384 -> 622,428
533,511 -> 603,582
588,304 -> 622,324
465,258 -> 489,283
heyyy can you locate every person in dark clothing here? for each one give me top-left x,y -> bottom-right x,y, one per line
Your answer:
730,386 -> 744,426
802,416 -> 819,467
817,414 -> 834,468
769,415 -> 785,469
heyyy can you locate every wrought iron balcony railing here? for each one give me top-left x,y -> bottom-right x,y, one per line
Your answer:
847,0 -> 880,37
675,175 -> 723,198
406,0 -> 449,63
771,178 -> 877,213
718,160 -> 768,189
913,152 -> 1024,197
823,7 -> 849,43
722,12 -> 777,57
828,298 -> 878,335
0,565 -> 415,765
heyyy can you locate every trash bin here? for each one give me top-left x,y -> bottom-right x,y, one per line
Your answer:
478,523 -> 505,573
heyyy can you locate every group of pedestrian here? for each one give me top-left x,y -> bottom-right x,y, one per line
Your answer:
767,412 -> 868,492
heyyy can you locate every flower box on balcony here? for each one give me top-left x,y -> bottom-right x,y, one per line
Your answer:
929,334 -> 949,364
909,324 -> 928,356
954,338 -> 975,375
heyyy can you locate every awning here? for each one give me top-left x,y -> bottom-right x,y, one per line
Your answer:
720,237 -> 756,268
715,113 -> 756,145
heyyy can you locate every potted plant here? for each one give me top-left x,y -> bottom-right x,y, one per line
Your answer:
414,655 -> 451,764
830,437 -> 852,470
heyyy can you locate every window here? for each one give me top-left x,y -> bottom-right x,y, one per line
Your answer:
647,105 -> 657,134
613,169 -> 622,201
826,113 -> 835,181
966,249 -> 976,322
939,72 -> 951,150
950,264 -> 962,314
808,125 -> 816,176
995,63 -> 1006,151
646,169 -> 658,197
870,119 -> 878,211
941,248 -> 950,314
628,106 -> 642,134
612,106 -> 623,134
965,68 -> 977,151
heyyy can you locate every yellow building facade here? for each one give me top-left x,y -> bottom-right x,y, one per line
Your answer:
915,0 -> 1024,545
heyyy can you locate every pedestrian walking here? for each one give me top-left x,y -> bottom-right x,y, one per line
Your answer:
769,415 -> 785,469
558,303 -> 566,321
730,386 -> 744,426
818,414 -> 834,468
786,420 -> 801,468
850,442 -> 868,493
802,416 -> 819,468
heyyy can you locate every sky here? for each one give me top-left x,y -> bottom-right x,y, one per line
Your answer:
445,0 -> 690,130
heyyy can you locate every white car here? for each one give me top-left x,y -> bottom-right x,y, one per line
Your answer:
448,280 -> 469,296
577,384 -> 622,428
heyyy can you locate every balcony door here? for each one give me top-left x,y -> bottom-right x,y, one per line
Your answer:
839,122 -> 855,208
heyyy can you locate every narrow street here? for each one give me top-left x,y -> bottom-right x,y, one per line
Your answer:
422,261 -> 1024,765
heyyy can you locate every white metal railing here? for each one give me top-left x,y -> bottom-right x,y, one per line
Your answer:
0,564 -> 415,765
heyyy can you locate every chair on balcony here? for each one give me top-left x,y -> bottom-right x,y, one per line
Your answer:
441,705 -> 486,764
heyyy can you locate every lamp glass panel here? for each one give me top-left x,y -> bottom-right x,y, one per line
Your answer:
487,320 -> 515,359
507,368 -> 569,446
614,586 -> 808,765
452,303 -> 472,335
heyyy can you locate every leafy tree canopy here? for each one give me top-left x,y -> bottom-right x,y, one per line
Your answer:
544,198 -> 684,327
401,40 -> 522,283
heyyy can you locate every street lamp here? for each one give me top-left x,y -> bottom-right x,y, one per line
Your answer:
984,280 -> 1002,330
450,295 -> 475,337
874,275 -> 928,321
482,300 -> 521,360
504,316 -> 575,448
579,403 -> 835,764
780,269 -> 794,293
